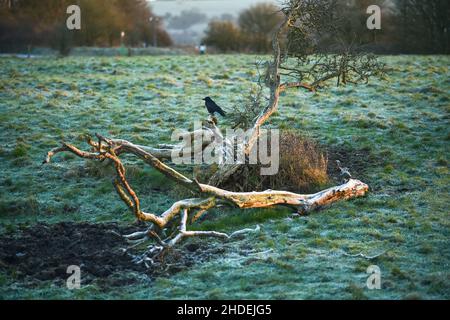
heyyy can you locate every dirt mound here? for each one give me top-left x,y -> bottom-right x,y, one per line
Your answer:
0,222 -> 221,285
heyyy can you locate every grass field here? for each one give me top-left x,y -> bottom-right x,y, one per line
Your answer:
0,54 -> 449,299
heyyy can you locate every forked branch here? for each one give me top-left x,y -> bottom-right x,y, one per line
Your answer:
44,135 -> 368,257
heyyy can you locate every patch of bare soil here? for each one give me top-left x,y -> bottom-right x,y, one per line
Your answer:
0,222 -> 223,286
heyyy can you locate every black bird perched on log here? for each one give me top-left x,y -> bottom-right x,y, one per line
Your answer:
202,97 -> 226,117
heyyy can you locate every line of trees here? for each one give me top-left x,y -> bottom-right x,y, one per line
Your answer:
203,3 -> 283,53
203,0 -> 449,54
0,0 -> 172,54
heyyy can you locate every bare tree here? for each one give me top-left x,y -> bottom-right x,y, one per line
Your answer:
203,20 -> 242,52
0,0 -> 173,52
208,0 -> 384,187
44,0 -> 383,263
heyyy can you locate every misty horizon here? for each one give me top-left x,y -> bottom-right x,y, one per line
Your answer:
149,0 -> 280,45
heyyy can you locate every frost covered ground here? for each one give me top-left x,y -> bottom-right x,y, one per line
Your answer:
0,55 -> 448,299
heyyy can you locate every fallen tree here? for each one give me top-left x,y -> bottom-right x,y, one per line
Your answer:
44,133 -> 368,263
44,1 -> 382,263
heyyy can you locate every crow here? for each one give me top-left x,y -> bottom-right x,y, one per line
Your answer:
202,97 -> 226,117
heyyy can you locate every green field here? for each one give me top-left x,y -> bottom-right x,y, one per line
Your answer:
0,54 -> 449,299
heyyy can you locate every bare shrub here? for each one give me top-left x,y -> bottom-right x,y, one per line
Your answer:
273,130 -> 329,192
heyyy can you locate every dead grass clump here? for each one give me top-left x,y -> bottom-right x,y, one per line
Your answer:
199,130 -> 329,193
273,130 -> 329,192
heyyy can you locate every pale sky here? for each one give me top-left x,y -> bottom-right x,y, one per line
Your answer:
149,0 -> 280,18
